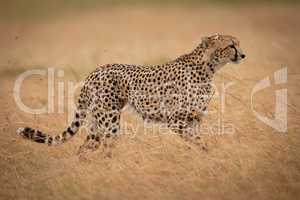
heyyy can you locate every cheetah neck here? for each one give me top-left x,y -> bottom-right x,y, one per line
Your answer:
168,44 -> 224,82
189,44 -> 222,81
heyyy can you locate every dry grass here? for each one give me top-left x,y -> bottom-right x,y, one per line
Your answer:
1,4 -> 300,200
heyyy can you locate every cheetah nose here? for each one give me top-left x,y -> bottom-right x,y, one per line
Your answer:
241,54 -> 246,59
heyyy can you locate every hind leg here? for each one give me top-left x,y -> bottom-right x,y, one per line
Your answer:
77,119 -> 103,155
78,108 -> 121,154
97,109 -> 121,153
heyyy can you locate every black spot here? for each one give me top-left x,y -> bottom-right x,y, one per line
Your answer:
112,129 -> 118,133
62,131 -> 67,137
36,130 -> 45,138
55,135 -> 61,140
75,121 -> 80,127
48,137 -> 53,145
67,127 -> 75,136
112,116 -> 117,123
23,132 -> 30,138
35,138 -> 45,143
29,132 -> 34,139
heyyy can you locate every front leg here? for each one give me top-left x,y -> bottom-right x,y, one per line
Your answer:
167,112 -> 208,151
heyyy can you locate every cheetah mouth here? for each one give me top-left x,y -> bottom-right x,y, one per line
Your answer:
232,60 -> 241,64
231,57 -> 240,63
231,58 -> 241,64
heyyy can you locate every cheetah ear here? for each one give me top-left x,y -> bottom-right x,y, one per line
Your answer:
201,36 -> 209,48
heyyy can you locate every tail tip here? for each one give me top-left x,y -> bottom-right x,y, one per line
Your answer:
17,127 -> 25,135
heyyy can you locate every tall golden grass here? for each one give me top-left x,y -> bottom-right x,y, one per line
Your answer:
0,4 -> 300,200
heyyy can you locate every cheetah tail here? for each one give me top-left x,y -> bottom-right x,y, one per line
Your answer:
16,109 -> 87,146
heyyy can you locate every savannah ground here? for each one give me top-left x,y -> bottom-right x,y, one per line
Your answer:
1,1 -> 300,199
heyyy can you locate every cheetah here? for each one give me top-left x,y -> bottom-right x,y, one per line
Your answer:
17,34 -> 245,153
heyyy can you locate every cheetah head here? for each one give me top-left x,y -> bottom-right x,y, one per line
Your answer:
202,34 -> 246,65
